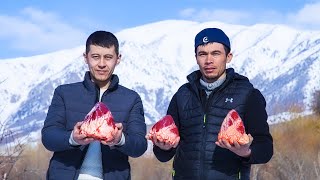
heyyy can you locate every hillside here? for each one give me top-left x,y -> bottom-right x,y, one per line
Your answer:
0,20 -> 319,145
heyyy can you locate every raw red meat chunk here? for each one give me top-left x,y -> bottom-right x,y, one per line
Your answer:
79,102 -> 116,141
218,109 -> 249,145
146,115 -> 180,145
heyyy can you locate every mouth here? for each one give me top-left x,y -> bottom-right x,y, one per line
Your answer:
96,70 -> 108,75
204,67 -> 216,73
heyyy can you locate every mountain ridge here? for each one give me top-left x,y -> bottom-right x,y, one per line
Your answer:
0,20 -> 319,144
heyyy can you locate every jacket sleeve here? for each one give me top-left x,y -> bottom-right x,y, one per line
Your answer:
115,95 -> 147,157
41,86 -> 79,152
243,89 -> 273,164
153,93 -> 179,162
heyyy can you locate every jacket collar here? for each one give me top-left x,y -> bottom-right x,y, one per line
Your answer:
83,71 -> 119,93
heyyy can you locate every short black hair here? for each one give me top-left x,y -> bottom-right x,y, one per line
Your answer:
85,31 -> 119,55
223,45 -> 231,55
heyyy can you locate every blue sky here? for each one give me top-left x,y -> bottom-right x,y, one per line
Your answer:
1,0 -> 320,59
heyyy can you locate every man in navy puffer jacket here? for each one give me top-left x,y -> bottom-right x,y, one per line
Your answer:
151,28 -> 273,179
42,31 -> 147,180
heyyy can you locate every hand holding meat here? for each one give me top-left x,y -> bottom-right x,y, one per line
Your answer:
101,123 -> 123,146
72,121 -> 95,145
216,133 -> 253,157
79,102 -> 117,143
146,115 -> 180,150
215,109 -> 252,157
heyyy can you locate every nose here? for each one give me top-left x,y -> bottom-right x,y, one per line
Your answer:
98,59 -> 107,69
205,54 -> 214,64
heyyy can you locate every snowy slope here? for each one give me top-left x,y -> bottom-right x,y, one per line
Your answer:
0,20 -> 319,143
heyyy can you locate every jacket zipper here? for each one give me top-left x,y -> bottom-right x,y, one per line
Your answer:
199,89 -> 226,180
200,113 -> 207,179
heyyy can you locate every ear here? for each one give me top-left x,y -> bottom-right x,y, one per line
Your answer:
83,53 -> 88,64
116,54 -> 121,65
195,53 -> 200,65
226,52 -> 233,63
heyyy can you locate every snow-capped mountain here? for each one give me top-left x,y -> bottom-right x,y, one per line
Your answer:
0,20 -> 319,143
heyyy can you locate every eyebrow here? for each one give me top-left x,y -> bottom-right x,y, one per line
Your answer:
197,50 -> 207,54
91,53 -> 113,57
211,50 -> 223,54
91,53 -> 100,56
197,50 -> 222,54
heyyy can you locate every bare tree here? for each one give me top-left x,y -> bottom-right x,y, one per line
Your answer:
0,117 -> 25,179
312,90 -> 320,115
315,152 -> 320,178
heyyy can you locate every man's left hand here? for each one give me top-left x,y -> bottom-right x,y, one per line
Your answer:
101,123 -> 123,146
215,134 -> 253,157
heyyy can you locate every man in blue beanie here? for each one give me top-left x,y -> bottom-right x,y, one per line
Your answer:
151,28 -> 273,179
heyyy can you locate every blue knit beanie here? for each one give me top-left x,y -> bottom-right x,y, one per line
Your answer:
194,28 -> 230,52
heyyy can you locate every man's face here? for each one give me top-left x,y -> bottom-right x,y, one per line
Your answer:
196,42 -> 232,83
84,45 -> 120,86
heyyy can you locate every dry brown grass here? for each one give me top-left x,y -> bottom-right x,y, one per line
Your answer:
0,143 -> 51,180
130,154 -> 173,180
4,142 -> 52,180
251,114 -> 320,180
272,115 -> 320,157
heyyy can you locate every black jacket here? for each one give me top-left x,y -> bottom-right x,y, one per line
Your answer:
154,68 -> 273,180
42,72 -> 147,180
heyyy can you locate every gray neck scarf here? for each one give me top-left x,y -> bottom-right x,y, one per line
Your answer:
200,76 -> 226,97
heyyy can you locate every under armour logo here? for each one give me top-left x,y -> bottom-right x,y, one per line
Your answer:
203,36 -> 209,43
225,98 -> 233,103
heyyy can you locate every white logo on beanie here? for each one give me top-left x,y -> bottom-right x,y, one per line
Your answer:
203,36 -> 209,43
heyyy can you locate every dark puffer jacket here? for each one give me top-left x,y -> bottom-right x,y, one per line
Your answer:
42,72 -> 147,180
154,68 -> 273,180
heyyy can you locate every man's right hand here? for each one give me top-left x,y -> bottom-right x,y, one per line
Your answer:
151,134 -> 180,151
72,122 -> 94,145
